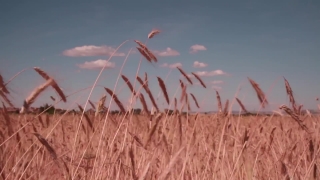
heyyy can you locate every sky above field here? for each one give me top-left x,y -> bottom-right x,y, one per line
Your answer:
0,0 -> 320,112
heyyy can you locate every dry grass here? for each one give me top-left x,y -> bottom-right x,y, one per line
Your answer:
1,112 -> 319,179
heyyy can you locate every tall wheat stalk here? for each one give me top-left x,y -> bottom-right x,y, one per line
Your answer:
20,79 -> 54,113
157,77 -> 170,105
177,67 -> 193,85
248,77 -> 268,108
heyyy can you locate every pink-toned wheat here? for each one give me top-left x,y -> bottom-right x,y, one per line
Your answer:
95,94 -> 106,117
177,67 -> 193,85
235,98 -> 248,113
104,87 -> 126,114
215,90 -> 222,113
148,29 -> 161,39
77,104 -> 93,131
190,93 -> 200,108
136,76 -> 159,111
121,75 -> 137,95
157,77 -> 170,105
223,99 -> 229,116
192,72 -> 206,88
88,100 -> 96,110
0,90 -> 14,107
34,67 -> 67,102
144,72 -> 148,87
134,40 -> 157,62
248,77 -> 268,108
0,74 -> 9,94
283,77 -> 298,113
138,93 -> 149,116
21,79 -> 54,113
279,104 -> 311,133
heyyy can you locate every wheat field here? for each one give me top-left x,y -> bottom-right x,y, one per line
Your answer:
1,30 -> 320,180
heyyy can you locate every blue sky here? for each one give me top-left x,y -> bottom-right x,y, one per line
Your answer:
0,0 -> 319,112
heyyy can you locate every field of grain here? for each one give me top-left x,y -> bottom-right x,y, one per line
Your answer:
1,30 -> 320,180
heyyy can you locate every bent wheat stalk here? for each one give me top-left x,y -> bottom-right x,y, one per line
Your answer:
177,67 -> 193,85
192,72 -> 206,88
248,77 -> 268,108
190,93 -> 200,108
21,79 -> 54,113
148,29 -> 161,39
34,67 -> 67,102
236,98 -> 248,113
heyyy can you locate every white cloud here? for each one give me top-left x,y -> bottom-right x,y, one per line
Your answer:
160,62 -> 182,69
63,45 -> 125,57
77,59 -> 115,70
211,80 -> 224,84
212,86 -> 222,90
190,44 -> 207,53
192,70 -> 229,77
193,61 -> 208,68
153,47 -> 180,56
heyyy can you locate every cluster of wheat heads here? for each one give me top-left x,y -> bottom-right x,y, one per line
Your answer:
1,29 -> 320,179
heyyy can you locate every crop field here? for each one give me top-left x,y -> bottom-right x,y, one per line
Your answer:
1,30 -> 320,180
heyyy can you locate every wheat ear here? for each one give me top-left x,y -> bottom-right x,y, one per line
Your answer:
177,67 -> 193,85
248,77 -> 268,108
104,87 -> 126,114
192,72 -> 206,88
157,77 -> 170,105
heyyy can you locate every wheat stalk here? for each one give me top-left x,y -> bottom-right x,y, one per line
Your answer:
33,132 -> 57,160
283,77 -> 298,113
77,104 -> 93,131
88,100 -> 96,110
235,98 -> 248,113
0,74 -> 9,94
144,72 -> 148,87
177,67 -> 193,85
157,77 -> 170,105
21,79 -> 53,113
121,75 -> 137,95
190,93 -> 200,108
138,93 -> 149,116
279,104 -> 311,133
0,90 -> 14,107
192,72 -> 206,88
136,76 -> 159,111
95,94 -> 106,117
34,67 -> 67,102
134,40 -> 157,62
179,80 -> 187,103
223,99 -> 229,116
104,87 -> 126,114
248,77 -> 268,108
148,29 -> 160,39
215,90 -> 222,113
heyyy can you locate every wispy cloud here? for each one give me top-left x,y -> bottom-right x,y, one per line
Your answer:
190,70 -> 229,77
63,45 -> 125,57
193,61 -> 208,68
153,47 -> 180,56
160,62 -> 182,69
211,80 -> 224,84
190,44 -> 207,54
77,59 -> 115,70
212,86 -> 222,90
